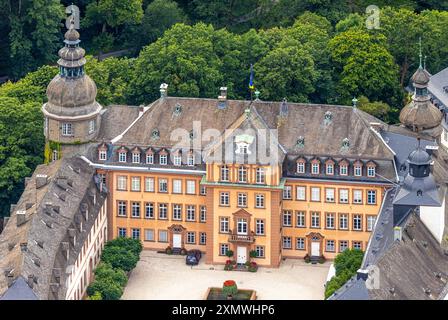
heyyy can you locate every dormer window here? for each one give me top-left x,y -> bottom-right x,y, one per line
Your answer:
235,134 -> 254,155
236,143 -> 249,155
173,103 -> 182,115
221,165 -> 229,182
324,111 -> 333,125
99,150 -> 107,161
296,136 -> 305,148
339,162 -> 348,176
342,138 -> 350,149
311,160 -> 320,175
159,154 -> 168,165
296,159 -> 306,174
326,162 -> 334,175
118,151 -> 127,163
173,154 -> 182,166
354,162 -> 363,176
146,153 -> 154,164
367,162 -> 376,177
187,153 -> 195,166
132,152 -> 140,164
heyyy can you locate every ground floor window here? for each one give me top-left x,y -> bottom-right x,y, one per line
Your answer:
159,230 -> 168,243
186,232 -> 195,244
282,237 -> 292,249
118,227 -> 126,237
255,246 -> 265,258
339,240 -> 349,252
220,244 -> 229,256
353,241 -> 362,250
132,228 -> 140,240
296,237 -> 305,250
145,229 -> 154,241
325,240 -> 335,252
199,232 -> 206,245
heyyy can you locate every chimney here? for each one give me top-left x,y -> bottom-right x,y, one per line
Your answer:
218,87 -> 227,101
27,274 -> 34,288
36,174 -> 48,189
394,226 -> 402,241
160,83 -> 168,98
356,269 -> 369,281
16,210 -> 26,227
10,204 -> 16,215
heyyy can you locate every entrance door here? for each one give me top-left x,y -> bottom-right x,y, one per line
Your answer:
173,234 -> 182,248
237,246 -> 247,264
311,242 -> 320,257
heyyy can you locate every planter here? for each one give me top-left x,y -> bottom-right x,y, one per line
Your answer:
204,287 -> 257,300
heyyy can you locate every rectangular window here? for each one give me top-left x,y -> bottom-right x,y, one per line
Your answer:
186,205 -> 195,221
367,215 -> 376,231
238,166 -> 247,183
353,190 -> 363,204
187,154 -> 195,166
145,202 -> 154,219
132,153 -> 140,163
256,168 -> 265,184
326,213 -> 335,229
255,246 -> 265,258
367,190 -> 376,204
311,212 -> 320,228
117,176 -> 127,190
145,229 -> 154,241
200,185 -> 206,196
296,211 -> 306,227
62,123 -> 73,136
118,228 -> 126,237
173,204 -> 182,221
339,189 -> 349,203
353,241 -> 362,250
339,214 -> 348,230
283,186 -> 292,200
173,155 -> 182,166
325,188 -> 335,202
237,218 -> 247,235
159,179 -> 168,193
145,177 -> 154,192
255,194 -> 265,208
220,244 -> 229,256
340,164 -> 348,176
159,154 -> 168,165
186,232 -> 195,244
131,177 -> 141,191
237,193 -> 247,207
131,202 -> 140,218
326,240 -> 335,252
296,238 -> 305,250
220,192 -> 230,206
186,180 -> 196,194
282,210 -> 292,227
99,150 -> 107,161
282,237 -> 292,249
353,214 -> 362,231
172,179 -> 182,194
89,120 -> 95,134
119,152 -> 127,163
367,166 -> 375,177
158,203 -> 168,219
220,217 -> 229,233
326,164 -> 334,175
311,187 -> 320,202
117,201 -> 127,217
339,240 -> 349,252
255,219 -> 265,235
296,186 -> 306,200
220,166 -> 229,182
158,230 -> 168,243
200,206 -> 206,222
311,163 -> 319,174
354,166 -> 362,176
297,162 -> 305,173
132,228 -> 140,240
199,232 -> 206,245
146,154 -> 154,164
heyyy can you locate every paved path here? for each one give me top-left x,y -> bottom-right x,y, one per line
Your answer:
122,251 -> 330,300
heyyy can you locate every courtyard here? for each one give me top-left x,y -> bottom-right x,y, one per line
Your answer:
121,251 -> 330,300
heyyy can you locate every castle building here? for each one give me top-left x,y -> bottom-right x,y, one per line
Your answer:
1,26 -> 447,299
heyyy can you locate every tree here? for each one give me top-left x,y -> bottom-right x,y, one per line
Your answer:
94,262 -> 128,287
85,0 -> 143,31
86,278 -> 123,300
357,96 -> 391,122
334,249 -> 364,276
329,29 -> 402,106
103,237 -> 143,258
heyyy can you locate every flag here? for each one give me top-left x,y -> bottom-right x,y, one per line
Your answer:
249,64 -> 255,91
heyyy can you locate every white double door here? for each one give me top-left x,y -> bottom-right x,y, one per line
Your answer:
311,242 -> 320,257
237,246 -> 247,264
173,234 -> 182,248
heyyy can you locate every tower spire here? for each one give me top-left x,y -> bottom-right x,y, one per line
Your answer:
418,36 -> 423,69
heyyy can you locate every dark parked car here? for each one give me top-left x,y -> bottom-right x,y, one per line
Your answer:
186,250 -> 202,265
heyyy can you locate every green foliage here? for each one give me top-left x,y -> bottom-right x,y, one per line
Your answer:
225,250 -> 234,258
86,291 -> 102,300
94,262 -> 128,287
324,249 -> 364,299
104,236 -> 143,257
101,246 -> 139,272
85,0 -> 144,29
86,277 -> 123,300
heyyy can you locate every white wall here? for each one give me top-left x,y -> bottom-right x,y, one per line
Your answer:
65,200 -> 108,300
420,197 -> 446,243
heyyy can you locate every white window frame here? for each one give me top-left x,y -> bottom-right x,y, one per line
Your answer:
325,188 -> 335,202
282,211 -> 292,227
237,193 -> 247,207
354,165 -> 362,176
146,154 -> 154,164
145,203 -> 154,219
296,211 -> 305,227
326,163 -> 334,175
311,187 -> 320,202
311,163 -> 319,174
339,214 -> 348,230
145,177 -> 154,192
367,190 -> 376,204
187,154 -> 195,166
282,237 -> 292,249
367,215 -> 376,231
255,219 -> 265,235
159,179 -> 168,193
173,155 -> 182,166
186,180 -> 196,194
296,186 -> 306,200
296,238 -> 305,250
255,194 -> 264,208
353,214 -> 362,231
132,152 -> 140,164
186,205 -> 195,221
256,167 -> 265,184
158,203 -> 168,219
99,150 -> 107,161
172,179 -> 182,194
62,123 -> 73,136
89,119 -> 95,134
117,176 -> 127,190
145,229 -> 154,241
158,230 -> 168,243
131,177 -> 140,191
238,166 -> 247,183
200,206 -> 206,222
118,152 -> 127,163
220,192 -> 230,206
159,154 -> 168,165
311,212 -> 320,228
340,164 -> 348,176
220,217 -> 229,233
339,189 -> 349,203
221,166 -> 229,182
326,213 -> 335,229
283,186 -> 292,200
367,166 -> 376,177
173,204 -> 182,220
297,162 -> 305,173
353,190 -> 363,204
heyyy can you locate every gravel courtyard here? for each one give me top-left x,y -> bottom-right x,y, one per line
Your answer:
122,251 -> 330,300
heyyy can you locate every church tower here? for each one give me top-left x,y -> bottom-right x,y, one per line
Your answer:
42,19 -> 102,161
399,56 -> 442,140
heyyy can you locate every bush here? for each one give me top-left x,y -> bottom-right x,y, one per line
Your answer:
225,250 -> 234,258
318,256 -> 326,264
248,262 -> 258,272
104,237 -> 143,257
87,291 -> 103,300
101,245 -> 139,272
87,278 -> 123,300
249,250 -> 258,259
304,254 -> 311,263
222,280 -> 238,296
166,246 -> 173,254
94,262 -> 128,287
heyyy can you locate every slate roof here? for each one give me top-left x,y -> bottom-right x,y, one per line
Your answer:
97,105 -> 140,141
428,67 -> 448,110
0,157 -> 106,300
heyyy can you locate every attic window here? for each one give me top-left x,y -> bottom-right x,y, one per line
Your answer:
324,111 -> 333,124
342,138 -> 350,148
174,103 -> 182,115
151,129 -> 160,140
296,136 -> 305,147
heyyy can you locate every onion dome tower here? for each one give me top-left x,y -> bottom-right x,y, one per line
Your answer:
399,50 -> 442,139
42,19 -> 102,159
